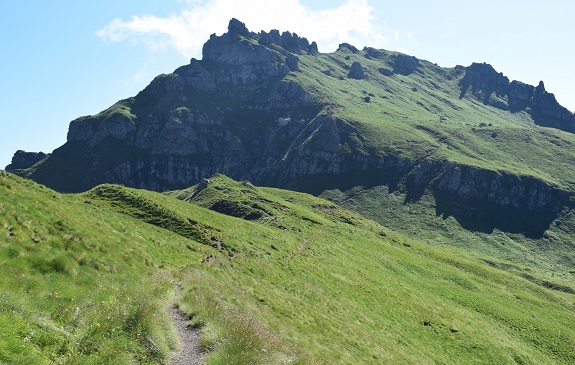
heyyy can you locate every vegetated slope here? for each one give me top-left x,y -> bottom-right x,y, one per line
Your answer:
322,183 -> 575,288
289,47 -> 575,191
4,170 -> 575,364
0,171 -> 213,364
163,175 -> 575,364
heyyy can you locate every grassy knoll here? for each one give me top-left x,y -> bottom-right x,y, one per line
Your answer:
3,171 -> 575,364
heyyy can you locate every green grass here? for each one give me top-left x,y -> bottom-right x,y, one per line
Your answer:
4,171 -> 575,364
165,175 -> 575,364
0,171 -> 211,363
322,184 -> 575,289
283,48 -> 575,191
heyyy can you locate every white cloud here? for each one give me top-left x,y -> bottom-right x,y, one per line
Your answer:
97,0 -> 389,58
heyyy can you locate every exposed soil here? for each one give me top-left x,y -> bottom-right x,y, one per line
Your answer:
168,304 -> 203,365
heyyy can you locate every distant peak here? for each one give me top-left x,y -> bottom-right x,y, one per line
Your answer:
536,80 -> 545,91
203,18 -> 319,62
227,18 -> 250,37
337,43 -> 359,53
5,150 -> 49,172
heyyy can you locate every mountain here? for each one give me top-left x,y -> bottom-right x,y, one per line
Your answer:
8,19 -> 575,219
7,20 -> 575,235
3,171 -> 575,364
6,16 -> 575,280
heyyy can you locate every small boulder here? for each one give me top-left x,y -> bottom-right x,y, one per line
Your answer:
309,41 -> 319,55
198,178 -> 211,190
348,61 -> 366,79
286,54 -> 300,71
364,47 -> 384,58
242,180 -> 257,190
378,68 -> 393,76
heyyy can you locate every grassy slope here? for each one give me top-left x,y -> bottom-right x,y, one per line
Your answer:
324,184 -> 575,278
289,46 -> 575,298
0,171 -> 212,364
288,48 -> 575,192
4,171 -> 575,364
166,175 -> 575,364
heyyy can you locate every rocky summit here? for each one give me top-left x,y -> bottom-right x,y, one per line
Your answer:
459,62 -> 575,131
7,18 -> 575,236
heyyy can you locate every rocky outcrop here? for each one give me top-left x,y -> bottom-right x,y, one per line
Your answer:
258,28 -> 318,55
507,80 -> 534,112
5,150 -> 49,172
68,110 -> 136,147
337,43 -> 359,53
434,162 -> 564,214
394,54 -> 419,75
21,19 -> 319,193
65,18 -> 316,155
530,81 -> 575,132
405,158 -> 570,236
459,62 -> 509,102
129,18 -> 314,102
459,63 -> 575,132
364,47 -> 384,59
348,62 -> 365,79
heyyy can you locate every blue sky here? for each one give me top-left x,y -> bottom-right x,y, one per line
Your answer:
2,0 -> 574,169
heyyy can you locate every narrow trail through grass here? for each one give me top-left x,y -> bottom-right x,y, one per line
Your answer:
168,302 -> 203,365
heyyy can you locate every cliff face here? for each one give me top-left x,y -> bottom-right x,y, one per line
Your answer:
55,19 -> 317,192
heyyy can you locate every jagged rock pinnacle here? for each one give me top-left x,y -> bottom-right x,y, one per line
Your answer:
227,18 -> 250,37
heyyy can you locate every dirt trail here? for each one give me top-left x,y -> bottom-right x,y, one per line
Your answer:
168,304 -> 203,365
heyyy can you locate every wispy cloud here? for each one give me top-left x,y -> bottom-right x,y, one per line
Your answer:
97,0 -> 389,58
